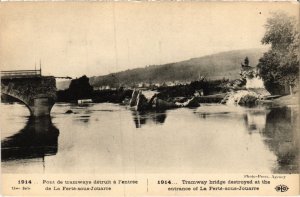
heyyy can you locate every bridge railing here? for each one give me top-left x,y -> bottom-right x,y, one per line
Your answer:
1,69 -> 41,79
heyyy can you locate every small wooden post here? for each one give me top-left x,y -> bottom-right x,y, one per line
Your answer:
39,60 -> 42,76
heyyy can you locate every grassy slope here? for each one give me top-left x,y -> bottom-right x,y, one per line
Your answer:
89,48 -> 267,87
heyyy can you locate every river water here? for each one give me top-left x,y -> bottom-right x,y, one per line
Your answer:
1,102 -> 298,174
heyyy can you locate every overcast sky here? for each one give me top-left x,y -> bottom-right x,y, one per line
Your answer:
0,2 -> 298,78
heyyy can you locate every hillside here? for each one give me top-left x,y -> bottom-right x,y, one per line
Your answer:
58,48 -> 267,89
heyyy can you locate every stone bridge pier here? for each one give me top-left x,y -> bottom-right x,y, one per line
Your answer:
1,77 -> 57,117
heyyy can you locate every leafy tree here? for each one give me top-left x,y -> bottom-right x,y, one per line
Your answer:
257,51 -> 282,94
261,12 -> 296,52
243,57 -> 249,67
257,12 -> 299,95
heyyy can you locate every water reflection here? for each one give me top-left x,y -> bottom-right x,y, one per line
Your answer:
131,110 -> 167,128
76,115 -> 91,123
193,105 -> 299,173
262,107 -> 299,173
244,109 -> 270,134
242,107 -> 299,173
1,102 -> 298,174
1,117 -> 59,161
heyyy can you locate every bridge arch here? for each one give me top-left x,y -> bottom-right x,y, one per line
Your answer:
1,76 -> 57,117
1,92 -> 32,115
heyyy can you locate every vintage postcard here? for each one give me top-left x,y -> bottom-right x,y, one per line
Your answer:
0,1 -> 299,196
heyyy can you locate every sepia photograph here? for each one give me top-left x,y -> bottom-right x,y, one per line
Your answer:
0,1 -> 299,196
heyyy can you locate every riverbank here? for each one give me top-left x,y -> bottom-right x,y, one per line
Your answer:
272,93 -> 299,106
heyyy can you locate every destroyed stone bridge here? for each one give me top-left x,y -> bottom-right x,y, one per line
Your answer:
1,69 -> 57,117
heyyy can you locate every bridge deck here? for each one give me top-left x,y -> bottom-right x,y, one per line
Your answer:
1,70 -> 41,79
